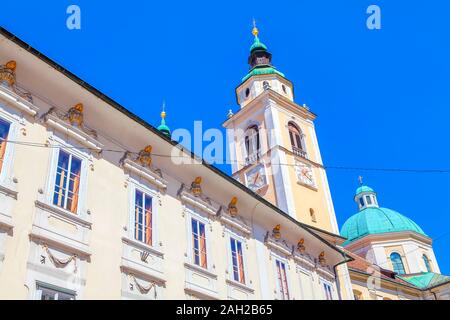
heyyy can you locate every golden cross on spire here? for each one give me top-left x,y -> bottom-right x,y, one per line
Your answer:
252,18 -> 259,37
358,176 -> 364,186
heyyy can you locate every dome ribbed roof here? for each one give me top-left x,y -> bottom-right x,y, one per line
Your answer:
341,207 -> 427,245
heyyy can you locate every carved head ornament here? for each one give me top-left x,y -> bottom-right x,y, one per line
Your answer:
191,177 -> 202,196
297,239 -> 306,253
137,145 -> 153,167
228,197 -> 238,217
272,224 -> 281,239
68,103 -> 84,126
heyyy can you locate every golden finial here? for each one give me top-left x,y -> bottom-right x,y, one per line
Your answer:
252,18 -> 259,37
161,100 -> 166,119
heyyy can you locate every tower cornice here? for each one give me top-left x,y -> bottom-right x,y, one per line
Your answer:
224,88 -> 316,128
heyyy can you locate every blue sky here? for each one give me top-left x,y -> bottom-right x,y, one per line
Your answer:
2,1 -> 449,274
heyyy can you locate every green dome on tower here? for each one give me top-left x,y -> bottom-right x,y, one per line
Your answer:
340,184 -> 427,245
250,36 -> 268,52
157,105 -> 171,138
242,21 -> 286,83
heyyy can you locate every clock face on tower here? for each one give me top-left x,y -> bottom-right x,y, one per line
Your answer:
245,164 -> 267,192
295,161 -> 316,188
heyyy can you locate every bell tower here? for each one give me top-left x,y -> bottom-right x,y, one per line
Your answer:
223,23 -> 340,235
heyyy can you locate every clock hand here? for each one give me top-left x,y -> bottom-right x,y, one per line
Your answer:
253,172 -> 260,185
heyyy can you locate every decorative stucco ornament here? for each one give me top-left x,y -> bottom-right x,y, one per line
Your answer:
68,103 -> 84,126
272,224 -> 281,239
228,197 -> 238,217
137,145 -> 153,167
319,251 -> 326,266
191,177 -> 202,197
297,239 -> 306,254
0,60 -> 16,86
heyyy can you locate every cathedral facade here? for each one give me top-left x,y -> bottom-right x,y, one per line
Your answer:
0,25 -> 448,300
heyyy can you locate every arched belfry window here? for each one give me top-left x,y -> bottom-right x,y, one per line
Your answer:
288,122 -> 306,158
422,254 -> 432,272
244,125 -> 260,163
390,252 -> 406,275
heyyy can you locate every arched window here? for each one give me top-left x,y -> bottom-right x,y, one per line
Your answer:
390,252 -> 406,275
244,125 -> 260,163
310,208 -> 317,223
422,254 -> 432,272
288,122 -> 306,158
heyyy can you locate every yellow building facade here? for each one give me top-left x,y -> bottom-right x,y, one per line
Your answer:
0,27 -> 354,300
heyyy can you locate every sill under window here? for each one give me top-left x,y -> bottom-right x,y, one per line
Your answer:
34,200 -> 92,228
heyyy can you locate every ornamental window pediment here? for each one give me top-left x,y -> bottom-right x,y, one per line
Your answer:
120,146 -> 168,191
177,177 -> 218,216
217,199 -> 251,236
0,60 -> 38,117
41,104 -> 103,153
264,225 -> 294,257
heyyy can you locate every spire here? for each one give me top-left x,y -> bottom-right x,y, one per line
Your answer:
241,20 -> 286,82
252,18 -> 259,38
157,101 -> 171,138
249,19 -> 268,53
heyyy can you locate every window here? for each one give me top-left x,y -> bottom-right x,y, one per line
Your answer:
244,125 -> 260,161
366,195 -> 372,205
36,283 -> 76,300
323,282 -> 333,300
0,118 -> 11,175
230,238 -> 245,284
310,208 -> 317,223
276,260 -> 289,300
282,84 -> 287,94
423,254 -> 432,272
245,88 -> 250,98
192,218 -> 207,268
359,197 -> 365,207
390,252 -> 406,275
53,150 -> 82,214
288,122 -> 306,157
134,189 -> 153,246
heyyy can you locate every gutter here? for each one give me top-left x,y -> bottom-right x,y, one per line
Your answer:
333,252 -> 354,300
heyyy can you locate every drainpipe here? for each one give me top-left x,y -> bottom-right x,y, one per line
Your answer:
333,252 -> 352,300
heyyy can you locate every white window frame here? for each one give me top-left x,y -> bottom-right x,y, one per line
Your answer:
271,252 -> 291,300
297,265 -> 315,300
225,230 -> 249,286
127,177 -> 159,249
45,135 -> 89,217
35,281 -> 76,300
320,277 -> 336,300
0,104 -> 20,186
185,207 -> 213,272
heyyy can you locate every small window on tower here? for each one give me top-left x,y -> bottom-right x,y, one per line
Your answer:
282,84 -> 287,94
310,208 -> 317,223
366,195 -> 372,205
245,88 -> 250,98
359,197 -> 365,207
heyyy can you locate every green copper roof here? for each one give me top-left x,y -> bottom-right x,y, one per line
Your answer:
242,66 -> 285,82
399,272 -> 450,289
250,36 -> 268,52
157,118 -> 171,137
341,207 -> 427,245
355,185 -> 374,195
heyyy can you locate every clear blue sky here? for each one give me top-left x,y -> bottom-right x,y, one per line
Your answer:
2,1 -> 449,274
